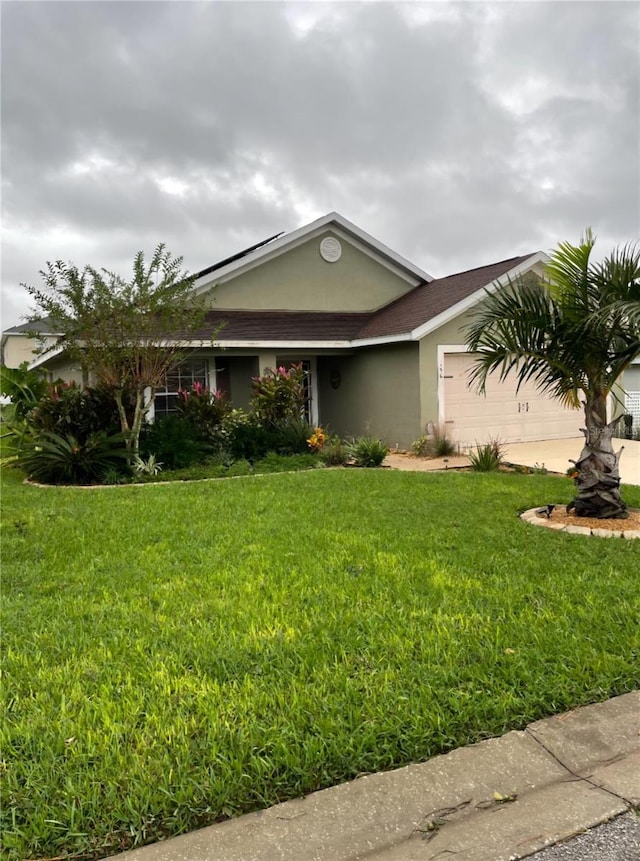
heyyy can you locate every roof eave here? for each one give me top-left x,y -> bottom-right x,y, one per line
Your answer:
27,345 -> 65,370
409,252 -> 548,341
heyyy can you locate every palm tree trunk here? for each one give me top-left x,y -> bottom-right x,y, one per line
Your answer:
567,396 -> 628,519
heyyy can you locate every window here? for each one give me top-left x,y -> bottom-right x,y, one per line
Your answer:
154,359 -> 208,419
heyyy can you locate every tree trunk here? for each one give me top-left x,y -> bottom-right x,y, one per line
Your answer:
130,388 -> 147,458
114,388 -> 132,448
567,397 -> 628,519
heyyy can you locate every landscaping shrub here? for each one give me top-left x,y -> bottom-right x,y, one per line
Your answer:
272,417 -> 316,455
429,423 -> 457,456
28,381 -> 130,443
129,453 -> 320,483
132,453 -> 163,476
139,415 -> 213,469
468,438 -> 505,472
253,452 -> 319,473
411,423 -> 457,457
347,436 -> 389,467
175,382 -> 231,438
250,364 -> 307,424
16,429 -> 129,485
222,413 -> 277,461
306,426 -> 327,452
410,435 -> 432,457
223,413 -> 315,462
320,436 -> 348,466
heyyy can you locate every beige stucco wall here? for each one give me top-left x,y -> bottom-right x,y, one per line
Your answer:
623,366 -> 640,392
317,343 -> 420,448
41,355 -> 86,385
418,311 -> 475,431
201,231 -> 417,312
1,335 -> 58,369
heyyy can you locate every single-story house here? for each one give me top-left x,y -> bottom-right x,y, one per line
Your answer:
2,212 -> 637,448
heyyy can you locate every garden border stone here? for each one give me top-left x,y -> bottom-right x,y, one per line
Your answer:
520,507 -> 640,538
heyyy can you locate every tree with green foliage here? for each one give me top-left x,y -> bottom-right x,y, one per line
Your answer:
466,229 -> 639,519
25,245 -> 209,456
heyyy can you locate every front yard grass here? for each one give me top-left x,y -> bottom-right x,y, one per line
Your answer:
1,465 -> 639,859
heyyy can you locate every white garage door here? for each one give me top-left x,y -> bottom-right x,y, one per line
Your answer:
442,352 -> 582,446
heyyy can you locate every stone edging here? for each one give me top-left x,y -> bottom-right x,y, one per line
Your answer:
520,507 -> 640,539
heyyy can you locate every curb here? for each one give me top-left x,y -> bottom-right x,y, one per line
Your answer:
111,692 -> 640,861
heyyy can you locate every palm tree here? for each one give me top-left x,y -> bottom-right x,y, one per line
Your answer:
465,229 -> 640,519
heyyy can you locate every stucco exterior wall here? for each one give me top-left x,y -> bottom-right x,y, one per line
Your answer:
1,335 -> 59,369
228,356 -> 259,411
418,310 -> 475,430
623,365 -> 640,392
317,343 -> 420,448
202,231 -> 417,312
43,356 -> 85,385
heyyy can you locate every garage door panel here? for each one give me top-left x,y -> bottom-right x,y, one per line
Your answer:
443,353 -> 581,445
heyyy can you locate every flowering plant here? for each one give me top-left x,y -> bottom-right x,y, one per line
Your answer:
176,382 -> 231,438
250,364 -> 307,425
307,427 -> 327,452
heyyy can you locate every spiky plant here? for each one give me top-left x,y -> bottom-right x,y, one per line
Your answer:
17,430 -> 129,485
466,229 -> 639,519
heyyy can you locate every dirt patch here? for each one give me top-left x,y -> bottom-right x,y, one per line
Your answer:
384,453 -> 471,472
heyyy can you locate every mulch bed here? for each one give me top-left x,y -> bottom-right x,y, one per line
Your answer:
538,506 -> 640,533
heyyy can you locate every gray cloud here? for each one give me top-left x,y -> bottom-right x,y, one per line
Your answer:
2,1 -> 638,328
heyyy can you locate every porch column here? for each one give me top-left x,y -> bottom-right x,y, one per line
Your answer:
257,352 -> 277,376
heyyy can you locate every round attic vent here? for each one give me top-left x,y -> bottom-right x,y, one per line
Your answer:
320,237 -> 342,262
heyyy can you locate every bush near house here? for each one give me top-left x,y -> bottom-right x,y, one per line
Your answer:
347,436 -> 389,467
175,382 -> 232,438
468,439 -> 506,472
28,381 -> 127,442
250,363 -> 307,424
411,424 -> 457,458
3,359 -> 387,484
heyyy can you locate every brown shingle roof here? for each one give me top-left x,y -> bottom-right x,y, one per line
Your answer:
355,254 -> 535,339
192,310 -> 373,342
176,254 -> 537,344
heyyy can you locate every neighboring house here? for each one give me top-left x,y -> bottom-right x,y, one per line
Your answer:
4,211 -> 617,449
1,319 -> 64,373
623,359 -> 640,432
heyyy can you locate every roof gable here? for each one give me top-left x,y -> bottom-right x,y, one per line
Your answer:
193,212 -> 433,293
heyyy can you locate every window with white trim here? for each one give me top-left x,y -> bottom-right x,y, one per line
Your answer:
154,359 -> 208,419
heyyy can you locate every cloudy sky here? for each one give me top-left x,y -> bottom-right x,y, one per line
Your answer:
1,0 -> 638,328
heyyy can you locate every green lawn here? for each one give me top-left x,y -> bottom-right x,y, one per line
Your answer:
1,465 -> 639,860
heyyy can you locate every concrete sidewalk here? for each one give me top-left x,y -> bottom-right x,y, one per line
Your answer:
112,692 -> 639,861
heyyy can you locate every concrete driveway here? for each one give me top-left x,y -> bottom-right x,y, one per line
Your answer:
503,437 -> 640,487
